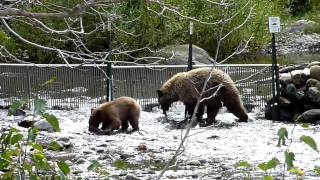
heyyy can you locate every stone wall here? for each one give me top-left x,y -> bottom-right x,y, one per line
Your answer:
265,61 -> 320,123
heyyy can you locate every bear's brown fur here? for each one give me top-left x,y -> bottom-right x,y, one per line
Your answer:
89,96 -> 140,135
157,67 -> 248,125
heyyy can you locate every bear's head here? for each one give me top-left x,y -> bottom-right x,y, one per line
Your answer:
89,108 -> 102,130
89,108 -> 113,135
157,89 -> 175,116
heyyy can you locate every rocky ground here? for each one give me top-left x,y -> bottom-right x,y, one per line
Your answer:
263,20 -> 320,56
1,104 -> 320,179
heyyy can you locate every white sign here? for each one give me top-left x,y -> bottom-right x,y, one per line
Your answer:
189,21 -> 193,35
268,16 -> 281,33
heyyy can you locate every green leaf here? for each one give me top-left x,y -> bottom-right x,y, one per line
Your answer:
48,141 -> 63,151
263,175 -> 273,180
258,162 -> 268,172
34,98 -> 47,115
87,160 -> 102,171
8,100 -> 26,116
235,161 -> 250,168
277,127 -> 288,146
32,143 -> 44,151
28,127 -> 38,143
285,151 -> 295,170
301,123 -> 310,128
23,162 -> 32,173
10,134 -> 23,145
42,113 -> 60,132
300,135 -> 318,152
29,175 -> 39,180
289,167 -> 304,175
266,158 -> 279,169
58,161 -> 71,175
40,76 -> 57,87
0,157 -> 10,170
112,159 -> 128,170
32,152 -> 49,170
314,166 -> 320,175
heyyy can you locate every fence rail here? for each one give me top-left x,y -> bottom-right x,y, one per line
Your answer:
0,64 -> 274,111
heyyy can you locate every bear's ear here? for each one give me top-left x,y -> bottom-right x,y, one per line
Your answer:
157,90 -> 163,97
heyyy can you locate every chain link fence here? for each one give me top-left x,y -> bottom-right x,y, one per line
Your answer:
0,64 -> 273,111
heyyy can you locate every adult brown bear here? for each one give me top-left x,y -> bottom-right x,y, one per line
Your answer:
157,67 -> 248,126
89,96 -> 140,135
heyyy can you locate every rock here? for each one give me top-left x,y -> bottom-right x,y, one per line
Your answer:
76,158 -> 88,164
279,96 -> 291,107
186,159 -> 202,166
46,152 -> 77,161
160,44 -> 213,65
285,20 -> 316,33
295,90 -> 305,100
279,73 -> 292,85
83,149 -> 95,155
296,109 -> 320,123
125,174 -> 141,180
291,70 -> 308,86
136,144 -> 147,152
306,78 -> 320,90
306,87 -> 320,105
307,61 -> 320,68
18,120 -> 36,128
310,65 -> 320,81
285,83 -> 297,98
13,109 -> 26,116
34,119 -> 54,131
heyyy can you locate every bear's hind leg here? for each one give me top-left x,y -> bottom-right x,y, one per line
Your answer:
121,120 -> 129,131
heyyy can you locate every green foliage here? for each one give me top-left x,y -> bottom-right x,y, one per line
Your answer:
0,80 -> 68,178
285,151 -> 295,170
314,166 -> 320,175
112,159 -> 129,170
47,141 -> 63,151
277,127 -> 288,146
263,175 -> 273,180
40,76 -> 57,87
304,23 -> 320,34
299,135 -> 318,152
34,98 -> 47,115
57,161 -> 71,176
289,166 -> 304,175
235,161 -> 251,168
258,158 -> 279,172
42,113 -> 61,132
2,0 -> 297,63
8,99 -> 27,116
87,160 -> 110,177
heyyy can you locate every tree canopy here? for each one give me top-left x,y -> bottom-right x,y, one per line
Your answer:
0,0 -> 318,64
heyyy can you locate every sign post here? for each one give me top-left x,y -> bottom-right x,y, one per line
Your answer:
107,20 -> 113,101
268,16 -> 281,121
188,21 -> 193,71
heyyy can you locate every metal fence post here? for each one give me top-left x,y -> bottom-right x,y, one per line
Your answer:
27,66 -> 32,108
106,20 -> 113,101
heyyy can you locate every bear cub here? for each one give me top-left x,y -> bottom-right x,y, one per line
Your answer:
89,96 -> 140,135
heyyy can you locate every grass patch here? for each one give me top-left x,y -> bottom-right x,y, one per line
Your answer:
304,23 -> 320,34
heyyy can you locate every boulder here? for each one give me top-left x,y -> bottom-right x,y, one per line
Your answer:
291,69 -> 308,86
306,78 -> 320,90
306,87 -> 320,105
279,73 -> 292,85
295,109 -> 320,123
310,65 -> 320,81
161,44 -> 213,65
